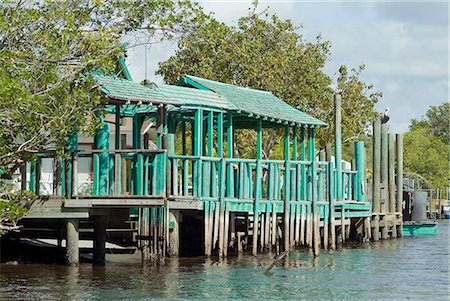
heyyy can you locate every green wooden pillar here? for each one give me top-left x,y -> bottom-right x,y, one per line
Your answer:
256,119 -> 263,160
132,115 -> 143,195
355,141 -> 365,202
226,113 -> 234,197
29,161 -> 38,194
300,127 -> 306,200
308,128 -> 315,161
114,105 -> 121,196
193,109 -> 203,197
217,113 -> 224,157
292,128 -> 298,160
283,126 -> 291,251
334,94 -> 343,201
253,119 -> 263,255
207,111 -> 214,156
66,127 -> 78,198
181,121 -> 187,155
94,122 -> 110,195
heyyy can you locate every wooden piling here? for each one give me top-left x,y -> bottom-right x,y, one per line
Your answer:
388,133 -> 397,238
396,134 -> 404,237
300,204 -> 306,246
283,126 -> 291,252
271,203 -> 277,250
224,206 -> 230,257
372,120 -> 381,241
381,124 -> 389,240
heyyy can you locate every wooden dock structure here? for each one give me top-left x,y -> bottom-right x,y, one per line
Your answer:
14,72 -> 403,265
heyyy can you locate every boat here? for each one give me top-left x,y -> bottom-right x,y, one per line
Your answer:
402,191 -> 437,236
403,221 -> 437,236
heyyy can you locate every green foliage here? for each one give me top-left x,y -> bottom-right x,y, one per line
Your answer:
0,0 -> 206,172
0,181 -> 37,235
404,102 -> 450,192
157,4 -> 380,157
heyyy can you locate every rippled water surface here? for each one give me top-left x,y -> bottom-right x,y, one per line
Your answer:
1,221 -> 449,300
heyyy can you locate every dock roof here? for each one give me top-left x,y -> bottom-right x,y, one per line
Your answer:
177,75 -> 327,127
96,74 -> 327,127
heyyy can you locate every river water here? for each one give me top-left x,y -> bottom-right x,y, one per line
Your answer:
1,221 -> 449,300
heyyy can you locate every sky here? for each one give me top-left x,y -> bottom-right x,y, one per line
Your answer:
126,0 -> 449,134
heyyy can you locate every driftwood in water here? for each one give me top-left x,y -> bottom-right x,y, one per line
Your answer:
264,250 -> 289,276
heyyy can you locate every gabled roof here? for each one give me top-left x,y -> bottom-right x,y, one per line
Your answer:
95,74 -> 327,127
95,74 -> 229,110
176,75 -> 327,127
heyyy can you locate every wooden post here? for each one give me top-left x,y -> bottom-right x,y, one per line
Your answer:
253,120 -> 263,255
388,133 -> 397,238
217,112 -> 224,157
132,115 -> 143,195
193,109 -> 203,197
204,201 -> 211,256
355,142 -> 365,202
319,151 -> 328,250
372,120 -> 381,241
396,134 -> 403,237
381,124 -> 389,240
93,215 -> 107,265
218,159 -> 226,257
334,94 -> 343,201
300,128 -> 306,200
271,202 -> 277,250
226,113 -> 234,197
300,204 -> 306,246
329,161 -> 336,250
283,126 -> 291,252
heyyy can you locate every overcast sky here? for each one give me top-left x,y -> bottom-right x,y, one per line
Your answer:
126,0 -> 448,134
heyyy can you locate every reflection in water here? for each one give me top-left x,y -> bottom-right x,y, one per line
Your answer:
1,222 -> 449,300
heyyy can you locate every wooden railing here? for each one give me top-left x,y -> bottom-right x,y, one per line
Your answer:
168,156 -> 358,204
22,149 -> 167,198
21,151 -> 360,204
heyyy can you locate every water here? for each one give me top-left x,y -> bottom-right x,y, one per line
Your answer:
1,222 -> 449,300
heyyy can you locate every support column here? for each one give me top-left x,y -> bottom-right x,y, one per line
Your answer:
253,119 -> 263,255
372,120 -> 381,241
168,211 -> 180,257
66,219 -> 79,266
308,128 -> 319,256
283,126 -> 291,252
93,215 -> 107,265
396,134 -> 403,237
334,94 -> 343,201
388,133 -> 397,238
381,124 -> 389,239
300,128 -> 307,200
355,141 -> 366,202
94,122 -> 110,195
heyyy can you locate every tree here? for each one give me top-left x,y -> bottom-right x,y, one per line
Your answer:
0,0 -> 206,233
157,5 -> 380,157
404,102 -> 450,193
0,0 -> 206,171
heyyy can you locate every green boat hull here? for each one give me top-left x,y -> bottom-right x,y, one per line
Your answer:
402,222 -> 437,236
